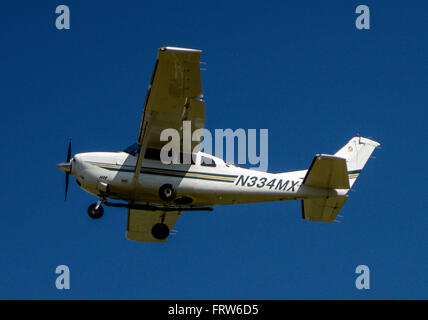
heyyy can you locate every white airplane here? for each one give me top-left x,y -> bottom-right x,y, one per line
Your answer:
57,47 -> 380,242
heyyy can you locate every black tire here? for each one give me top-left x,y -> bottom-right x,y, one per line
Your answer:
151,223 -> 170,240
158,184 -> 176,202
88,203 -> 104,219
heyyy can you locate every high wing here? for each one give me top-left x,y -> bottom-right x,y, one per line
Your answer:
126,209 -> 181,242
133,47 -> 205,181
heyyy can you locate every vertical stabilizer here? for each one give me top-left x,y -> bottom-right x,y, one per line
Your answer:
334,136 -> 380,187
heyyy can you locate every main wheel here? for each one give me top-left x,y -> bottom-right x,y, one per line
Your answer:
151,223 -> 170,240
88,203 -> 104,219
158,184 -> 176,202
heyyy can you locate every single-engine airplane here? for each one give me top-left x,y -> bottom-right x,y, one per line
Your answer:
57,47 -> 380,242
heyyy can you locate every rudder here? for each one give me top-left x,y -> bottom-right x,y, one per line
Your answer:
334,136 -> 380,187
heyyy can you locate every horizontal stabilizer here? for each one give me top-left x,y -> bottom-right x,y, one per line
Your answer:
302,196 -> 348,223
303,154 -> 350,189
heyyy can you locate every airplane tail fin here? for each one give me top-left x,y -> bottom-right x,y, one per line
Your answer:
301,136 -> 380,222
334,136 -> 380,188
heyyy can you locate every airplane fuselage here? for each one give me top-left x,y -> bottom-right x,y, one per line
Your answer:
71,151 -> 346,207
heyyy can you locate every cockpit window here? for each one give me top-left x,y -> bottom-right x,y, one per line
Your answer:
201,156 -> 216,167
123,143 -> 140,157
143,148 -> 196,165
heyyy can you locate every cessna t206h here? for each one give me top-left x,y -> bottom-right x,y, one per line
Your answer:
57,47 -> 380,242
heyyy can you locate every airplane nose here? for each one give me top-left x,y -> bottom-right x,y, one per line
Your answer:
56,161 -> 72,173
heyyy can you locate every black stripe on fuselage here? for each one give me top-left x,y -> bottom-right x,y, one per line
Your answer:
347,170 -> 362,174
92,163 -> 238,183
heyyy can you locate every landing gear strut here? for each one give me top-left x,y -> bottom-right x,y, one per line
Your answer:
151,213 -> 170,240
88,199 -> 104,219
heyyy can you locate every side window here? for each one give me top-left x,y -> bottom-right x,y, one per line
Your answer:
179,152 -> 196,165
144,149 -> 195,164
144,148 -> 161,160
201,156 -> 216,167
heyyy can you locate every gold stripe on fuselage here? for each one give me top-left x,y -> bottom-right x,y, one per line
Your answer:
86,162 -> 237,182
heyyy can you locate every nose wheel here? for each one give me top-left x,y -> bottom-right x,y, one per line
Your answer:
88,200 -> 104,219
159,184 -> 176,202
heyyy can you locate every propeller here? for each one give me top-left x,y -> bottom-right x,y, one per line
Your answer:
57,139 -> 72,201
65,139 -> 71,200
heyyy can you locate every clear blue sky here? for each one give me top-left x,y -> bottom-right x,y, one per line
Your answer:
0,0 -> 426,299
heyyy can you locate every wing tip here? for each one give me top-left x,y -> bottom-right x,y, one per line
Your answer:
160,46 -> 202,53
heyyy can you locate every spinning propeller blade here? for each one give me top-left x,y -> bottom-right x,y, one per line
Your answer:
65,170 -> 70,201
66,139 -> 72,162
65,139 -> 72,201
